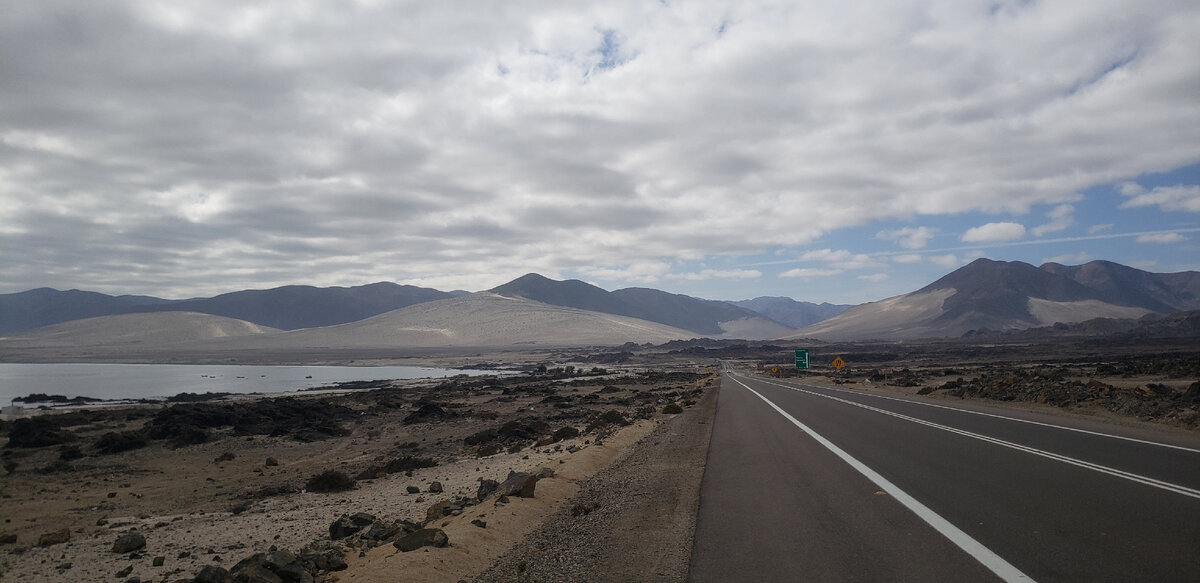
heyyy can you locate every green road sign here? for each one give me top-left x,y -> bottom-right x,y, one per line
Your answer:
795,349 -> 809,370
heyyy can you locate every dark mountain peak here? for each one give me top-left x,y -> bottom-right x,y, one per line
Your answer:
1038,260 -> 1200,313
490,274 -> 645,319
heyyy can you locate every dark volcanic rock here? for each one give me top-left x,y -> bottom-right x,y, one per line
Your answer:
477,478 -> 499,500
37,528 -> 70,546
403,402 -> 451,424
231,549 -> 312,583
7,417 -> 75,448
95,431 -> 148,455
193,564 -> 231,583
495,471 -> 538,498
353,455 -> 437,480
393,528 -> 448,552
329,513 -> 376,540
112,531 -> 146,553
304,470 -> 355,493
142,397 -> 352,447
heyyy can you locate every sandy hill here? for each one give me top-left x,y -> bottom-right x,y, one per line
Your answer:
784,258 -> 1192,341
199,293 -> 698,349
491,274 -> 792,339
0,312 -> 279,349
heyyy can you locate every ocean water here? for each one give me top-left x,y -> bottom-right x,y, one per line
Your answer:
0,362 -> 500,405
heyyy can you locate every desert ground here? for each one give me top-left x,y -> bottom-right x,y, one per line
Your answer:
2,337 -> 1197,582
0,364 -> 716,582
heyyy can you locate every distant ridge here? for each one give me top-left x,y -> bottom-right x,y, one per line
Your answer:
0,282 -> 453,334
490,274 -> 793,338
0,288 -> 173,335
786,259 -> 1199,341
731,297 -> 851,328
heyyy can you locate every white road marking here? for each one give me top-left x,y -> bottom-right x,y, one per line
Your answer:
728,375 -> 1035,583
744,375 -> 1200,499
765,375 -> 1200,454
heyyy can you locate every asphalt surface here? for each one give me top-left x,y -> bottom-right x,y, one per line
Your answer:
689,370 -> 1200,582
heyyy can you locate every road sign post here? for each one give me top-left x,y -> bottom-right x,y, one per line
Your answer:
831,356 -> 846,371
795,349 -> 809,370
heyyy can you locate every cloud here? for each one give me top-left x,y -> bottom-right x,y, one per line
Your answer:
1043,252 -> 1094,264
666,268 -> 762,281
892,254 -> 924,264
1135,232 -> 1187,244
876,226 -> 937,249
2,1 -> 1199,296
1031,204 -> 1074,236
779,268 -> 844,279
929,254 -> 962,268
961,222 -> 1027,243
1088,224 -> 1115,234
1121,185 -> 1200,213
798,249 -> 883,269
857,273 -> 889,282
578,262 -> 672,283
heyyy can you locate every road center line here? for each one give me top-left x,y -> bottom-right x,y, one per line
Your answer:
746,375 -> 1200,499
769,376 -> 1200,454
728,375 -> 1035,583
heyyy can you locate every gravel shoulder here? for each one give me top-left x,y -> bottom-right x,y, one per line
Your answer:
474,373 -> 719,583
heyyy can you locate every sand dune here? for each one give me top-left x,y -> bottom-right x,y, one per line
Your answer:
0,311 -> 279,348
781,289 -> 955,341
192,293 -> 697,350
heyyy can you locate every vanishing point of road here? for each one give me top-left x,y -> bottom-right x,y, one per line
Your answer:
689,368 -> 1200,582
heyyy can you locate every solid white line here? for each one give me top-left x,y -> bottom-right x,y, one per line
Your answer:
746,375 -> 1200,499
727,375 -> 1035,583
765,375 -> 1200,454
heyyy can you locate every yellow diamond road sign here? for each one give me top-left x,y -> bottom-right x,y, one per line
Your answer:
831,356 -> 846,370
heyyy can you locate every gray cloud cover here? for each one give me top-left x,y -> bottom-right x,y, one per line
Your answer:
2,0 -> 1198,297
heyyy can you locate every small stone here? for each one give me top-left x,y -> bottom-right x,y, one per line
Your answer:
0,533 -> 16,544
264,457 -> 279,467
406,485 -> 420,494
152,556 -> 165,567
115,564 -> 133,577
428,481 -> 443,493
471,519 -> 487,528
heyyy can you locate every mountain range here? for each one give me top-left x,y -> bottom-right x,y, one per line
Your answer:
1,259 -> 1197,354
789,259 -> 1200,340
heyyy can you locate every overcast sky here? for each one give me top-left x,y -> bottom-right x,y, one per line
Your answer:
3,0 -> 1199,304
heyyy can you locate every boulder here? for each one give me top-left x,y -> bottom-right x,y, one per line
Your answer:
193,565 -> 231,583
495,472 -> 538,498
476,478 -> 499,501
0,533 -> 16,544
328,513 -> 375,540
393,528 -> 448,552
230,549 -> 312,583
37,528 -> 70,547
112,531 -> 146,553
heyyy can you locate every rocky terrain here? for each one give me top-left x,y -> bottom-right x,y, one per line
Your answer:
0,366 -> 716,582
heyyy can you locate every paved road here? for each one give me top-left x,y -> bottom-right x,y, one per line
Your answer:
689,370 -> 1200,582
